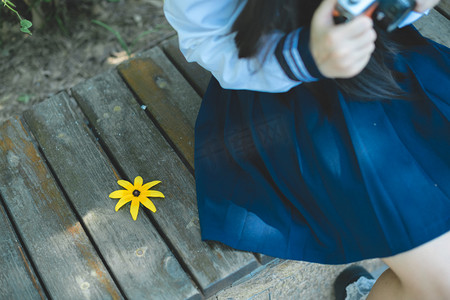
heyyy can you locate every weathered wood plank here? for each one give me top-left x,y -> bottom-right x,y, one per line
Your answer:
0,200 -> 47,299
415,9 -> 450,47
23,93 -> 201,300
0,117 -> 122,300
119,46 -> 275,267
437,0 -> 450,19
161,36 -> 211,97
118,47 -> 202,170
72,71 -> 259,297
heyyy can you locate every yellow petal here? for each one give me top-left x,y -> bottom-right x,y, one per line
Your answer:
130,198 -> 140,220
109,189 -> 129,199
118,180 -> 134,191
134,176 -> 143,189
141,180 -> 161,191
143,190 -> 165,198
115,194 -> 133,211
140,197 -> 156,213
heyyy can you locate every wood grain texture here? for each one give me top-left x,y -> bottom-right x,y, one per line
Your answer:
437,0 -> 450,19
118,47 -> 202,170
0,117 -> 122,300
161,36 -> 211,97
72,71 -> 259,297
23,93 -> 200,300
255,255 -> 276,266
415,9 -> 450,47
123,43 -> 275,267
0,201 -> 46,300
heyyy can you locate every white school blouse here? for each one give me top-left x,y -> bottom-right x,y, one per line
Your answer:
163,0 -> 427,93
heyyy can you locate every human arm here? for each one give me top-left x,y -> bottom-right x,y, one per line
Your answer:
163,0 -> 433,92
414,0 -> 440,13
163,0 -> 323,92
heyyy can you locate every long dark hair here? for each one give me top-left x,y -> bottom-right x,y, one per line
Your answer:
232,0 -> 407,101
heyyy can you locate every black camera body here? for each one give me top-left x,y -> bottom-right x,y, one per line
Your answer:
335,0 -> 417,32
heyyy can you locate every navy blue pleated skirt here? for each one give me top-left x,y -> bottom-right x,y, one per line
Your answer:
194,26 -> 450,264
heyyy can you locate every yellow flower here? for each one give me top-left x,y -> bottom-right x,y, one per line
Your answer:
109,176 -> 164,220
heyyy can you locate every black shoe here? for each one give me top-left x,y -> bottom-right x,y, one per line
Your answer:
334,265 -> 374,300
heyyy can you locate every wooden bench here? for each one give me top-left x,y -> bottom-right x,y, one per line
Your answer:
0,6 -> 448,300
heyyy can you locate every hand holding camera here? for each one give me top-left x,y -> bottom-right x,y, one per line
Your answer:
310,0 -> 377,79
334,0 -> 416,32
309,0 -> 440,79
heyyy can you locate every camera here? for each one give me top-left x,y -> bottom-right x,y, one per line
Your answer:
334,0 -> 417,32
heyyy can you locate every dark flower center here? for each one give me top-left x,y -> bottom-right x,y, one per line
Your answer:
133,190 -> 141,197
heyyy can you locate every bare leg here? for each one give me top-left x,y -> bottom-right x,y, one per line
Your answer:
366,267 -> 403,299
367,231 -> 450,300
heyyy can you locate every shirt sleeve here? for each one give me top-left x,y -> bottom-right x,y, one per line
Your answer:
163,0 -> 322,93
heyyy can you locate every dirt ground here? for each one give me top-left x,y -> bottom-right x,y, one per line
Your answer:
0,0 -> 174,123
